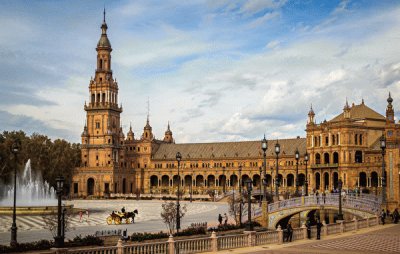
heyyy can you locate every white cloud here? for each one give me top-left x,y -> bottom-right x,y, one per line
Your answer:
247,11 -> 280,28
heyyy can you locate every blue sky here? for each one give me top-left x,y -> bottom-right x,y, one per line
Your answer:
0,0 -> 400,143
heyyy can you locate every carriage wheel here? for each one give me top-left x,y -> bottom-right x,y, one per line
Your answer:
125,218 -> 131,224
106,216 -> 113,225
114,217 -> 121,225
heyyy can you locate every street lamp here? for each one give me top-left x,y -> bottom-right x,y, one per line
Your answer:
274,141 -> 280,201
337,178 -> 343,220
239,165 -> 242,227
258,167 -> 262,206
245,179 -> 253,231
304,152 -> 309,196
176,152 -> 182,232
380,135 -> 386,205
55,175 -> 65,248
10,139 -> 21,246
261,135 -> 268,203
295,149 -> 300,196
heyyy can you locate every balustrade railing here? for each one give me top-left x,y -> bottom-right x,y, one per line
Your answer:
255,231 -> 279,245
292,228 -> 304,241
344,221 -> 356,232
175,238 -> 211,254
67,246 -> 117,254
217,234 -> 247,250
358,218 -> 368,229
326,223 -> 340,235
125,242 -> 168,254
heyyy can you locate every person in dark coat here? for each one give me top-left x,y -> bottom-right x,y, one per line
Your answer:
316,219 -> 323,240
306,219 -> 311,239
218,214 -> 223,226
380,209 -> 386,225
392,208 -> 399,224
286,222 -> 293,242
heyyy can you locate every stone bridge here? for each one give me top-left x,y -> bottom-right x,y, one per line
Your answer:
254,194 -> 381,229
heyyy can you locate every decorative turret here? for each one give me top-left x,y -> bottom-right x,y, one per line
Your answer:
163,122 -> 174,143
307,104 -> 315,125
142,116 -> 154,140
386,92 -> 394,123
127,122 -> 134,141
81,122 -> 88,137
343,99 -> 351,119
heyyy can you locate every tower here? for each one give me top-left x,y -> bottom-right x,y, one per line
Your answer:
163,122 -> 174,143
343,99 -> 351,119
307,104 -> 315,125
386,92 -> 394,123
78,10 -> 125,197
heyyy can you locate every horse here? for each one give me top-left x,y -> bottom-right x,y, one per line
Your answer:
124,209 -> 138,223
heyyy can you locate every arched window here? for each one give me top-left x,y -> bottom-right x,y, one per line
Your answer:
102,93 -> 106,102
359,134 -> 363,145
371,172 -> 378,187
91,94 -> 95,103
332,135 -> 335,145
324,153 -> 330,164
355,134 -> 358,145
315,173 -> 321,190
97,93 -> 100,103
355,151 -> 362,163
315,153 -> 321,164
333,152 -> 339,163
99,59 -> 103,69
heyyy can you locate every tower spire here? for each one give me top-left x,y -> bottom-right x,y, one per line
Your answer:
103,7 -> 106,23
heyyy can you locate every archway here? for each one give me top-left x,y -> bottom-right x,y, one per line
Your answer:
173,175 -> 180,186
196,175 -> 204,187
122,178 -> 126,194
359,172 -> 367,187
207,175 -> 215,187
184,175 -> 192,187
287,174 -> 294,187
333,172 -> 338,189
298,173 -> 305,186
371,171 -> 378,187
253,174 -> 261,187
161,175 -> 169,187
150,175 -> 158,187
230,174 -> 238,187
277,174 -> 283,187
87,178 -> 95,196
333,152 -> 339,163
219,175 -> 227,190
242,174 -> 250,186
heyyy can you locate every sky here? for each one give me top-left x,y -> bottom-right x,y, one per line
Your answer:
0,0 -> 400,144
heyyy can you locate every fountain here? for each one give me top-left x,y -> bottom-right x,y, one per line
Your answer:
0,159 -> 65,214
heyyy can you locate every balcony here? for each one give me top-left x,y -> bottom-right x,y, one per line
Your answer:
311,163 -> 338,169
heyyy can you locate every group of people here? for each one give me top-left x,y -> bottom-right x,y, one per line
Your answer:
79,209 -> 90,222
218,213 -> 229,226
284,219 -> 323,242
380,208 -> 399,225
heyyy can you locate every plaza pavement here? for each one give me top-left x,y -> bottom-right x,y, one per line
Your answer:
0,200 -> 228,245
204,224 -> 400,254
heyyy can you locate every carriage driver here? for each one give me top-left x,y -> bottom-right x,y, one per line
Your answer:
121,206 -> 126,214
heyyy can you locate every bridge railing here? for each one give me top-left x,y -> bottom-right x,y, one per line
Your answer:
268,197 -> 302,213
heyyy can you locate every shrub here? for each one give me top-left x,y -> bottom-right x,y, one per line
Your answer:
65,235 -> 103,247
174,227 -> 206,237
131,231 -> 169,242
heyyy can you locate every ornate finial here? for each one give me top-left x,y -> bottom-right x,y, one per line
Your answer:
130,122 -> 132,131
167,121 -> 171,131
103,7 -> 106,23
362,98 -> 364,104
388,92 -> 393,104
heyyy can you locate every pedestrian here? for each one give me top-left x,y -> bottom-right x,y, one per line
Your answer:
286,222 -> 293,242
86,209 -> 89,222
380,209 -> 386,225
306,219 -> 311,239
79,210 -> 83,222
316,191 -> 319,204
322,192 -> 326,204
224,213 -> 228,226
316,219 -> 323,240
393,208 -> 399,224
218,214 -> 223,226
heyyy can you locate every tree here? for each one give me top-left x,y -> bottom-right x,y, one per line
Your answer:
160,201 -> 187,234
41,209 -> 74,237
227,191 -> 248,226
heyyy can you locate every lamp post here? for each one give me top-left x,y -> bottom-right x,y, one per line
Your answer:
274,141 -> 280,201
176,152 -> 182,232
380,135 -> 386,205
337,178 -> 343,220
295,149 -> 299,196
55,175 -> 65,248
10,139 -> 21,246
261,135 -> 268,203
239,165 -> 242,227
222,167 -> 226,194
245,179 -> 253,231
190,166 -> 193,203
259,167 -> 262,206
304,152 -> 309,196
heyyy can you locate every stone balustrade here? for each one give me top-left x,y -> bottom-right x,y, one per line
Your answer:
49,216 -> 380,254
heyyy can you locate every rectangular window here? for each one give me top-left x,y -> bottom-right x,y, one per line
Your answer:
95,122 -> 100,129
105,183 -> 110,194
73,183 -> 78,194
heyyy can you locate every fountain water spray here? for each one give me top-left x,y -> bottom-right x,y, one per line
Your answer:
0,159 -> 57,206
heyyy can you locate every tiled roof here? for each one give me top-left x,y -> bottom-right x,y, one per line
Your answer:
152,138 -> 306,160
330,103 -> 385,122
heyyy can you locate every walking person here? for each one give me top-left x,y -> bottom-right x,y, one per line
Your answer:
306,219 -> 311,239
393,208 -> 399,224
224,213 -> 228,226
316,191 -> 319,204
286,222 -> 293,242
316,219 -> 323,240
79,210 -> 83,223
322,192 -> 326,204
218,214 -> 223,226
380,209 -> 386,225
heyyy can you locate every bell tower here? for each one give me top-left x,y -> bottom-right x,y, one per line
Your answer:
77,10 -> 125,197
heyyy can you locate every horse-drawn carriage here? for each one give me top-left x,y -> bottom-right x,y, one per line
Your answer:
106,209 -> 138,225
